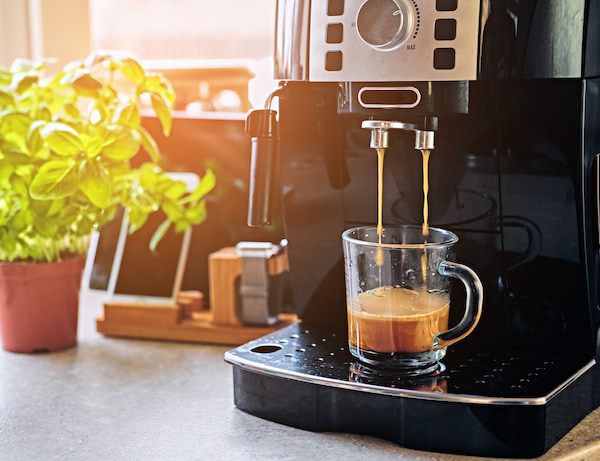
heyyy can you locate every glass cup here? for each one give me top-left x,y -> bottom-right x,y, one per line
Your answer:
342,225 -> 483,375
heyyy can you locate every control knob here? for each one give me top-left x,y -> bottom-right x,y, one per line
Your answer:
356,0 -> 415,50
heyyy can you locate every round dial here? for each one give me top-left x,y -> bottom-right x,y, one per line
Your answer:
356,0 -> 415,50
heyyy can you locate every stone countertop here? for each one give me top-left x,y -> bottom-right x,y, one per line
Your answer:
1,298 -> 600,461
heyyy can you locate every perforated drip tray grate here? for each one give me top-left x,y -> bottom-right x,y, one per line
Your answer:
225,322 -> 595,405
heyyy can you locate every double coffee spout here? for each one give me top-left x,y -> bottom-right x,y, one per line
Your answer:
246,106 -> 438,228
362,117 -> 438,151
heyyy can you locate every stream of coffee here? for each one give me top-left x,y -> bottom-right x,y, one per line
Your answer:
421,150 -> 430,238
375,147 -> 385,267
374,147 -> 430,282
421,149 -> 431,282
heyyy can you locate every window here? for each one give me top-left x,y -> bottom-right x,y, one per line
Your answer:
90,0 -> 277,112
90,0 -> 275,61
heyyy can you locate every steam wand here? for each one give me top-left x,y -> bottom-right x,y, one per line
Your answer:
245,88 -> 284,227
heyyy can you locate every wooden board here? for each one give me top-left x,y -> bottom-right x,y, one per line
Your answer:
96,306 -> 298,346
96,247 -> 297,345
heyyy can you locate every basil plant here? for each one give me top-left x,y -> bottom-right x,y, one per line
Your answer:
0,51 -> 215,262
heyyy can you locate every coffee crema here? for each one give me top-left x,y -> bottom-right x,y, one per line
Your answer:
348,286 -> 449,353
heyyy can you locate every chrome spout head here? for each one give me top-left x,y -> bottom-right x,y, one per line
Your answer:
361,120 -> 418,150
361,119 -> 436,151
415,130 -> 435,150
370,128 -> 390,149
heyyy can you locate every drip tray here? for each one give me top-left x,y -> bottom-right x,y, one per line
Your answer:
225,322 -> 597,458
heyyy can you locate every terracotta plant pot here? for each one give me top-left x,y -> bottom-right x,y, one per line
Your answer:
0,256 -> 86,353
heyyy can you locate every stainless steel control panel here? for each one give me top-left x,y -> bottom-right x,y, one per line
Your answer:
307,0 -> 481,81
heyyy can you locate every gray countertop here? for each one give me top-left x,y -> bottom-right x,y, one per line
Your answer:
1,296 -> 600,461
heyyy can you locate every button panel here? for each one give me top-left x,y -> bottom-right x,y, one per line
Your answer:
309,0 -> 479,81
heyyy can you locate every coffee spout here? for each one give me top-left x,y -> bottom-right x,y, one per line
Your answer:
361,117 -> 438,151
415,130 -> 435,150
362,120 -> 416,149
415,116 -> 438,150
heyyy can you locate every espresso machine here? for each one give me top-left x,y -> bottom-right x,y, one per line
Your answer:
225,0 -> 600,457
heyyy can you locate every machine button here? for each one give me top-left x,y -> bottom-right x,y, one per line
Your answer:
327,0 -> 344,16
435,19 -> 457,40
326,23 -> 343,43
325,51 -> 343,71
436,0 -> 458,11
434,48 -> 455,69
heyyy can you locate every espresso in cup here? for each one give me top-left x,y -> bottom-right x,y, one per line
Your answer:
342,225 -> 483,374
348,285 -> 449,354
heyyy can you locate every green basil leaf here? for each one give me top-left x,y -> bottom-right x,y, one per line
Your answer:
0,160 -> 14,185
144,74 -> 176,105
72,72 -> 103,98
185,201 -> 207,225
10,57 -> 54,73
2,149 -> 31,165
79,158 -> 111,208
46,198 -> 65,217
84,133 -> 103,158
34,217 -> 58,238
174,220 -> 189,233
40,122 -> 84,156
9,174 -> 28,196
119,57 -> 146,84
10,72 -> 38,93
164,180 -> 187,201
179,169 -> 215,204
127,207 -> 149,233
1,111 -> 31,136
139,126 -> 160,163
0,112 -> 31,152
26,120 -> 46,156
112,101 -> 141,129
0,68 -> 12,85
101,125 -> 141,160
11,208 -> 33,231
0,89 -> 15,107
150,93 -> 172,136
30,159 -> 78,199
159,200 -> 183,222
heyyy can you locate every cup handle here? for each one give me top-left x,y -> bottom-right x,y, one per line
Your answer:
433,261 -> 483,350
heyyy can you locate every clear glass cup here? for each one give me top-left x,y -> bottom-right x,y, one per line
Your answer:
342,225 -> 483,375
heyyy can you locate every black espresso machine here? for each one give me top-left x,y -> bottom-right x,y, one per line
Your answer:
225,0 -> 600,457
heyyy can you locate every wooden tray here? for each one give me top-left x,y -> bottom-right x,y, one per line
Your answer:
96,246 -> 298,345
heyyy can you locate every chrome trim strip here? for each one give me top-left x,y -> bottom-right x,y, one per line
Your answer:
358,86 -> 422,109
275,0 -> 309,80
225,351 -> 596,406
